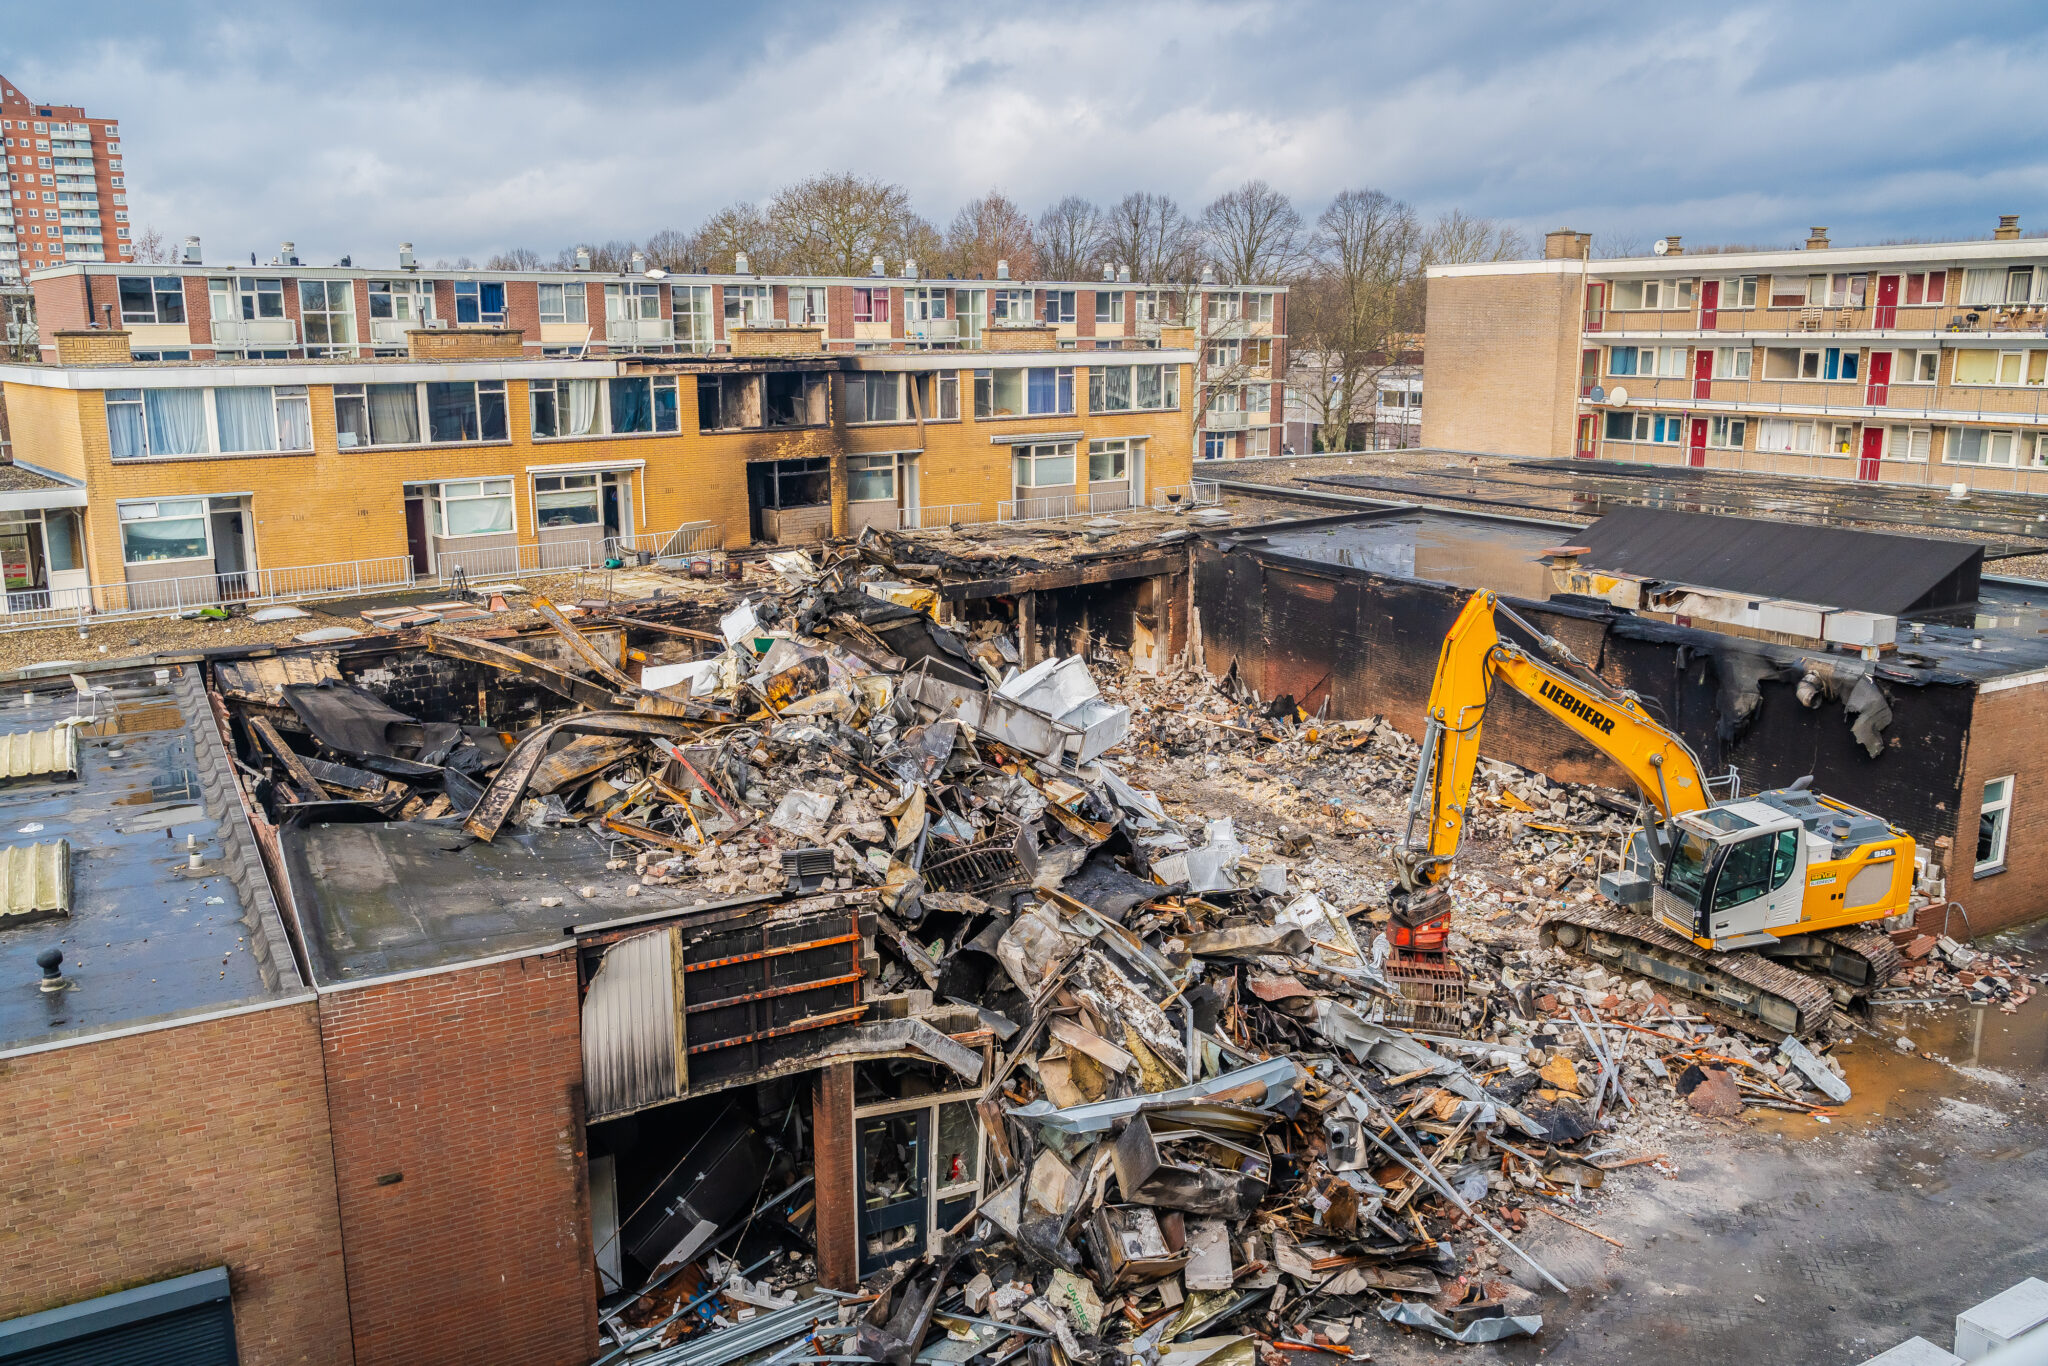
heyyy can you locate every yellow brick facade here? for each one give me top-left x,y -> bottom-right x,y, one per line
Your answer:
0,353 -> 1194,592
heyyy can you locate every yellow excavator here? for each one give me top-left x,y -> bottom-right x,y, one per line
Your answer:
1390,589 -> 1920,1038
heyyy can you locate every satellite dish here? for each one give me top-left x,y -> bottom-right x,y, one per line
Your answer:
1590,385 -> 1607,403
1652,238 -> 1670,256
1609,386 -> 1629,405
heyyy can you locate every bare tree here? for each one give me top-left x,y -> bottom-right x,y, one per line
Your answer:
485,246 -> 544,271
1098,192 -> 1199,282
1419,209 -> 1527,267
1291,188 -> 1421,454
1034,196 -> 1102,280
939,190 -> 1039,279
127,224 -> 171,264
693,202 -> 775,273
1595,233 -> 1646,259
641,228 -> 695,272
767,173 -> 920,276
553,239 -> 637,272
889,213 -> 945,275
1201,180 -> 1303,284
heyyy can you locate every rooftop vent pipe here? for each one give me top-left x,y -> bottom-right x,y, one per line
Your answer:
398,242 -> 414,269
574,247 -> 590,271
734,251 -> 750,275
35,947 -> 63,993
180,236 -> 201,265
995,258 -> 1010,280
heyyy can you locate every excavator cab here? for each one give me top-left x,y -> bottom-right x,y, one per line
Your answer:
1652,805 -> 1807,948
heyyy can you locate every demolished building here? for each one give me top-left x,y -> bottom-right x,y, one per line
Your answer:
0,488 -> 2043,1364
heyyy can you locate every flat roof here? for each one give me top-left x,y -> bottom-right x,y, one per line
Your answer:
0,667 -> 303,1053
1427,236 -> 2048,279
284,818 -> 679,984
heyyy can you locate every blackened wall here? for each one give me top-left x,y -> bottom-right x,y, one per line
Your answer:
1191,541 -> 1978,885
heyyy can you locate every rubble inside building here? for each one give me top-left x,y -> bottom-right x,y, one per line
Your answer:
188,503 -> 2047,1366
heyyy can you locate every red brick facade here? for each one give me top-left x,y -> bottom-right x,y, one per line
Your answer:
318,950 -> 597,1366
1950,680 -> 2048,934
0,1000 -> 352,1365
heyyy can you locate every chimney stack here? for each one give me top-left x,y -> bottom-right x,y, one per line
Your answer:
1200,263 -> 1217,285
1806,227 -> 1830,250
869,255 -> 885,277
628,250 -> 646,275
1662,236 -> 1683,256
1117,264 -> 1130,283
573,247 -> 590,271
280,241 -> 298,266
995,258 -> 1010,280
1997,214 -> 2022,241
1102,263 -> 1115,281
398,242 -> 415,270
902,258 -> 918,280
180,236 -> 201,265
1543,229 -> 1591,260
734,250 -> 750,275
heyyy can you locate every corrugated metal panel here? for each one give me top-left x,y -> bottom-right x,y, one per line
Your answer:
0,841 -> 70,923
583,925 -> 684,1121
0,725 -> 77,781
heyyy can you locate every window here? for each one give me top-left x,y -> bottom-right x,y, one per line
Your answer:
425,381 -> 509,442
845,373 -> 902,423
214,385 -> 311,453
1089,437 -> 1140,482
531,376 -> 679,437
672,285 -> 712,347
1244,293 -> 1275,322
1206,339 -> 1240,369
790,285 -> 829,327
1826,273 -> 1868,308
974,367 -> 1072,417
1094,290 -> 1124,324
299,279 -> 355,355
991,288 -> 1032,322
1654,346 -> 1688,378
952,288 -> 986,339
1040,290 -> 1076,324
1768,274 -> 1818,308
1719,275 -> 1758,308
1600,411 -> 1680,442
924,371 -> 959,421
1205,292 -> 1241,323
903,287 -> 948,322
1608,346 -> 1639,376
1827,423 -> 1856,455
1954,349 -> 2048,386
1089,363 -> 1179,412
453,280 -> 506,325
1948,428 -> 2019,467
106,388 -> 204,458
117,498 -> 208,563
847,454 -> 897,503
1960,268 -> 2002,307
367,279 -> 433,326
1886,426 -> 1931,463
117,274 -> 184,323
1609,278 -> 1692,310
853,287 -> 891,324
1013,442 -> 1076,488
1902,271 -> 1946,305
606,282 -> 660,323
438,478 -> 514,537
1713,345 -> 1751,379
333,383 -> 420,448
1763,346 -> 1847,380
723,284 -> 770,325
534,473 -> 601,528
1823,347 -> 1859,381
1953,350 -> 1997,384
538,282 -> 587,324
1708,415 -> 1746,448
1758,418 -> 1819,454
208,277 -> 283,321
2008,266 -> 2039,305
1978,776 -> 2014,873
1897,349 -> 1940,383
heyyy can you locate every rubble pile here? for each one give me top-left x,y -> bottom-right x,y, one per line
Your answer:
1877,934 -> 2043,1013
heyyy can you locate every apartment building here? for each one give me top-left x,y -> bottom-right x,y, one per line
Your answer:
0,74 -> 128,281
1424,218 -> 2048,491
1282,350 -> 1422,454
24,248 -> 1280,462
0,320 -> 1196,618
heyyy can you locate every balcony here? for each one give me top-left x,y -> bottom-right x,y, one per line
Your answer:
906,318 -> 959,343
605,316 -> 674,349
1204,410 -> 1251,431
211,318 -> 299,349
368,317 -> 437,346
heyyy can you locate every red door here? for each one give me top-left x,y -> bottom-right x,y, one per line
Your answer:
1865,349 -> 1891,406
1698,278 -> 1719,330
1692,347 -> 1713,399
1576,415 -> 1596,458
1583,282 -> 1606,333
1688,418 -> 1708,467
1873,275 -> 1900,329
1858,426 -> 1884,480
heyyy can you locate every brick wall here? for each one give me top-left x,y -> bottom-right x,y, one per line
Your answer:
319,949 -> 597,1366
52,330 -> 131,364
406,328 -> 522,360
1950,680 -> 2048,933
0,1000 -> 351,1365
1423,268 -> 1584,458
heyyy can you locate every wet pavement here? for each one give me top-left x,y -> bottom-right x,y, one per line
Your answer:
1370,921 -> 2048,1365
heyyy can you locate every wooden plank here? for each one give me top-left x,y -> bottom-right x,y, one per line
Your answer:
248,715 -> 329,802
426,629 -> 624,709
532,596 -> 640,691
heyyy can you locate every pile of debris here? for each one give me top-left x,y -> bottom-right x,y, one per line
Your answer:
1877,934 -> 2042,1013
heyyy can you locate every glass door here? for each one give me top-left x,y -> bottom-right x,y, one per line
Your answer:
857,1110 -> 929,1277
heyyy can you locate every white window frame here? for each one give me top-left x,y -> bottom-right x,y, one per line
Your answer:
1766,274 -> 1821,309
1757,418 -> 1819,454
1088,437 -> 1139,483
1945,427 -> 2020,468
1718,276 -> 1758,308
116,496 -> 212,564
1713,345 -> 1751,379
1886,425 -> 1931,463
846,453 -> 898,504
1012,441 -> 1076,488
1042,290 -> 1076,324
1707,415 -> 1746,449
844,373 -> 905,425
530,376 -> 680,439
1895,349 -> 1939,384
1901,270 -> 1947,306
1094,290 -> 1124,324
606,282 -> 660,322
434,478 -> 516,539
671,285 -> 713,347
533,472 -> 602,531
538,282 -> 589,325
1977,776 -> 2014,873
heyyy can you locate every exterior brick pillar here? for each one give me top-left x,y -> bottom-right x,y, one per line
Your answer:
812,1062 -> 858,1290
52,329 -> 132,364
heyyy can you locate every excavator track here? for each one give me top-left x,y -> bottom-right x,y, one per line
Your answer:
1817,925 -> 1904,990
1540,904 -> 1845,1041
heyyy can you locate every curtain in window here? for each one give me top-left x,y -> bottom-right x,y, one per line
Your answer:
275,392 -> 312,450
609,378 -> 652,433
1960,269 -> 2000,307
369,384 -> 420,445
107,394 -> 146,459
445,493 -> 513,536
426,383 -> 478,442
144,388 -> 207,456
1026,368 -> 1056,414
567,380 -> 600,436
214,387 -> 277,453
1135,367 -> 1161,409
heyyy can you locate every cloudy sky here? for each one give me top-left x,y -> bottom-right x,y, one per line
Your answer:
10,1 -> 2045,266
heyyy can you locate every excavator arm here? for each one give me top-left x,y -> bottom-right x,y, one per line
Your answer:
1388,590 -> 1713,945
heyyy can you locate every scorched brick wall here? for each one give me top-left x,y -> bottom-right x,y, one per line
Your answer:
319,949 -> 597,1366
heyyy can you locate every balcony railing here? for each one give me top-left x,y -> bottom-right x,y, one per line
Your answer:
999,494 -> 1080,523
1204,410 -> 1251,431
605,316 -> 675,348
211,317 -> 298,348
1584,379 -> 2048,427
896,503 -> 989,530
905,319 -> 959,343
368,317 -> 435,346
0,554 -> 416,635
434,538 -> 600,584
604,521 -> 722,562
